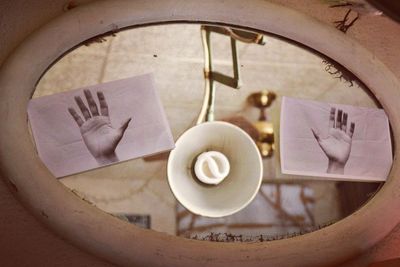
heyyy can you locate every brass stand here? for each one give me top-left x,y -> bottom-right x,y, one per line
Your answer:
247,90 -> 276,158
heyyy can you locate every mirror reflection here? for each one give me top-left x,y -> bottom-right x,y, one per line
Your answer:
32,23 -> 385,242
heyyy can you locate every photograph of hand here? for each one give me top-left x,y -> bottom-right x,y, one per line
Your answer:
68,89 -> 132,165
28,74 -> 175,177
311,107 -> 355,174
280,96 -> 392,181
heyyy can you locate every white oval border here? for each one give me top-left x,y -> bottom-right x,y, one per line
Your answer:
0,1 -> 399,266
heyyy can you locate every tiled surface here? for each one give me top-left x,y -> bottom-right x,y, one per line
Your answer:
178,183 -> 319,240
35,24 -> 377,236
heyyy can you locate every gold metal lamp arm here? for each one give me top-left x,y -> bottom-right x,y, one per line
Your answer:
196,25 -> 265,124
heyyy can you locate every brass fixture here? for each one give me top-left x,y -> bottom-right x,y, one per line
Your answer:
248,90 -> 276,158
197,25 -> 265,124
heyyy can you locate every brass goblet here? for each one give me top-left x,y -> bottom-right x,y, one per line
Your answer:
247,90 -> 276,158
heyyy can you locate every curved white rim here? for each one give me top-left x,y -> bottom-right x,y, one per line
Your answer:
167,121 -> 263,217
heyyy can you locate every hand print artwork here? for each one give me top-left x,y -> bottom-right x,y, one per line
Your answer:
311,107 -> 355,175
28,74 -> 174,178
68,90 -> 132,165
280,97 -> 392,181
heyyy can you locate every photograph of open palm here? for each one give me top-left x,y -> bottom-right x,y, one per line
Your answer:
28,74 -> 174,178
280,97 -> 392,182
311,107 -> 355,174
68,89 -> 131,165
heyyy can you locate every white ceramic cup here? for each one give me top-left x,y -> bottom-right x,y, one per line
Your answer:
167,121 -> 263,217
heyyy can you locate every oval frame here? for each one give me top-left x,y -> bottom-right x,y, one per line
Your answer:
0,1 -> 400,266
